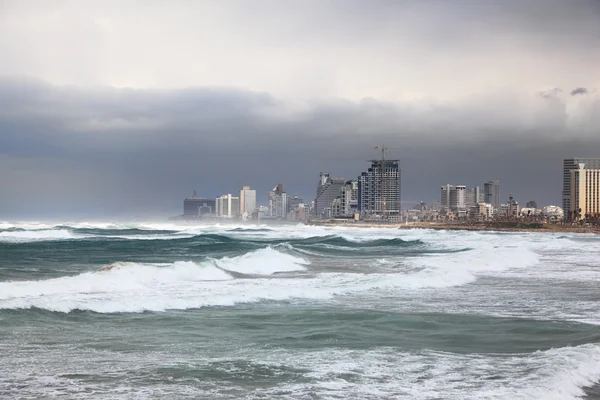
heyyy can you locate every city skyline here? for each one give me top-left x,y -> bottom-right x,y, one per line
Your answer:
0,1 -> 599,218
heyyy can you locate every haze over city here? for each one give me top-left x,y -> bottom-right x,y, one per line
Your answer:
1,0 -> 599,218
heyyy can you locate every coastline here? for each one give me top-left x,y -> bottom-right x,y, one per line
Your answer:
307,221 -> 600,234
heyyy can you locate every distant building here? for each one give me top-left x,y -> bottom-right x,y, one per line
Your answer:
358,160 -> 401,219
499,193 -> 519,217
484,180 -> 501,209
315,173 -> 346,219
542,205 -> 564,220
465,186 -> 483,207
255,205 -> 270,220
287,196 -> 304,213
341,180 -> 359,216
469,203 -> 494,220
563,158 -> 600,219
296,204 -> 309,222
330,197 -> 342,218
286,196 -> 306,221
215,194 -> 240,219
183,192 -> 216,217
526,200 -> 538,209
441,184 -> 467,213
268,184 -> 288,219
239,186 -> 256,219
519,207 -> 539,218
569,163 -> 600,220
475,186 -> 483,204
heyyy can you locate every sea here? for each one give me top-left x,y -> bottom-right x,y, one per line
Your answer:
1,221 -> 600,399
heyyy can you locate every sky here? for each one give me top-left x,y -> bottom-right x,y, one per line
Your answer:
0,0 -> 599,218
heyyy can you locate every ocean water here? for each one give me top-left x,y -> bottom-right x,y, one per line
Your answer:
1,221 -> 600,399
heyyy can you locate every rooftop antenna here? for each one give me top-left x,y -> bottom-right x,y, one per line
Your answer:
374,145 -> 401,219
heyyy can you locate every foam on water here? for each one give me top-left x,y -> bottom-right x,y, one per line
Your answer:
7,341 -> 597,400
0,248 -> 535,314
229,343 -> 600,400
2,222 -> 600,398
214,246 -> 309,275
0,248 -> 313,313
0,229 -> 80,243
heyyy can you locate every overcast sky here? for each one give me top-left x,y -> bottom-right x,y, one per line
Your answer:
0,0 -> 599,218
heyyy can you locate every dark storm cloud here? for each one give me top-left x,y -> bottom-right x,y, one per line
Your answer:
1,78 -> 600,219
571,87 -> 589,96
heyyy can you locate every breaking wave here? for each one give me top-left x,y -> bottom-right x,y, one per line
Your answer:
0,247 -> 311,313
0,229 -> 81,243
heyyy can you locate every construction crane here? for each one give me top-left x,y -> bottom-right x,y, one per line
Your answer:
374,145 -> 401,219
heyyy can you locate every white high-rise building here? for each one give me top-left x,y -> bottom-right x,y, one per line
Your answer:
563,158 -> 600,219
268,184 -> 288,219
569,163 -> 600,220
239,186 -> 256,219
215,194 -> 240,219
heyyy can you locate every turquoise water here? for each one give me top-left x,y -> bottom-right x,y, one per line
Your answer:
1,222 -> 600,399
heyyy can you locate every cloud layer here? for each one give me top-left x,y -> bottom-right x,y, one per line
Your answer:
1,78 -> 599,217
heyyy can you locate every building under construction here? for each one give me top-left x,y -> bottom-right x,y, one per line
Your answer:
358,159 -> 401,220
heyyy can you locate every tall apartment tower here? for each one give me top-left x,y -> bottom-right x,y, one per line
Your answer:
441,184 -> 467,212
215,194 -> 240,218
268,184 -> 288,219
569,163 -> 600,220
239,186 -> 256,216
358,160 -> 401,218
315,173 -> 346,219
441,184 -> 452,210
563,158 -> 600,218
484,180 -> 501,209
474,186 -> 483,203
341,180 -> 359,216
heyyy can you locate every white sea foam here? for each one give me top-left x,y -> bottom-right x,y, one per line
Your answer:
214,247 -> 309,275
0,248 -> 313,313
0,231 -> 545,314
0,229 -> 81,243
227,343 -> 600,400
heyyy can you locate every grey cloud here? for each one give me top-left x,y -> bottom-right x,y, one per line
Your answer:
0,78 -> 599,219
571,87 -> 589,96
539,88 -> 562,99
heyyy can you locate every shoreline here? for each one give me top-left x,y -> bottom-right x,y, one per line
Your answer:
307,221 -> 600,234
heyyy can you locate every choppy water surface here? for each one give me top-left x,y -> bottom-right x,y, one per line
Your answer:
1,221 -> 600,399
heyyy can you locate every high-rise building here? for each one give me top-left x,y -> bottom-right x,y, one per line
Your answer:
341,180 -> 359,216
441,184 -> 452,210
358,160 -> 401,218
569,163 -> 600,220
287,196 -> 304,213
563,158 -> 600,218
215,194 -> 240,219
484,180 -> 501,209
268,184 -> 288,219
315,173 -> 346,219
239,186 -> 256,217
441,184 -> 467,212
474,186 -> 483,204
